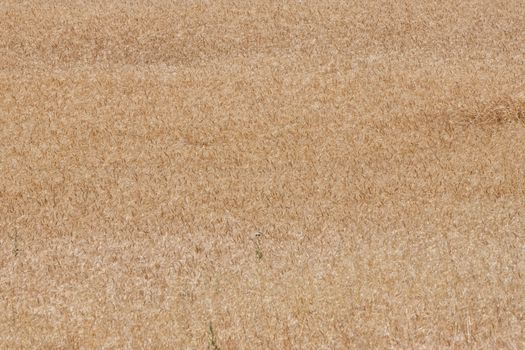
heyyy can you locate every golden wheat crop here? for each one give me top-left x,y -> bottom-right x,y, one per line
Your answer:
1,0 -> 524,348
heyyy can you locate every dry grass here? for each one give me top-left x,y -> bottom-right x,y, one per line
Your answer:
1,0 -> 525,348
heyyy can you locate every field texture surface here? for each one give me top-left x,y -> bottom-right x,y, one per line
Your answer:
1,1 -> 525,348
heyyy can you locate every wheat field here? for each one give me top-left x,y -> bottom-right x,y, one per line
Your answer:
1,0 -> 524,348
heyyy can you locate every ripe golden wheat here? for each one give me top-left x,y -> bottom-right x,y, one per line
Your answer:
1,0 -> 524,348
